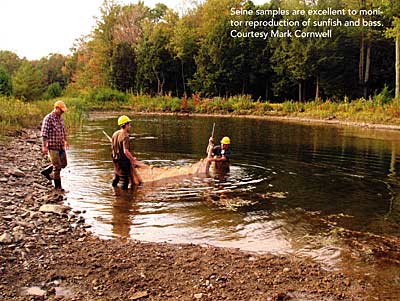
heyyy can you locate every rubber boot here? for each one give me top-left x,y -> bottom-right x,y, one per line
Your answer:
53,179 -> 64,191
41,165 -> 53,181
112,175 -> 120,188
121,176 -> 129,190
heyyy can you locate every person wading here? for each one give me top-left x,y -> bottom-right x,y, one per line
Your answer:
111,115 -> 141,189
206,136 -> 231,174
40,100 -> 68,190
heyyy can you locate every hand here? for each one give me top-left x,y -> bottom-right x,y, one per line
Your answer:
131,158 -> 139,167
64,141 -> 69,150
208,137 -> 214,144
42,145 -> 48,155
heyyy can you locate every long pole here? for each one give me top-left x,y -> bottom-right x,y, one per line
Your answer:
102,130 -> 112,142
205,123 -> 216,174
207,123 -> 216,158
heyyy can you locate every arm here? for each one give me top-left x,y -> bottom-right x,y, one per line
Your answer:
42,137 -> 49,154
120,135 -> 149,169
63,131 -> 69,150
122,136 -> 138,166
61,118 -> 69,150
41,116 -> 50,154
208,155 -> 227,162
124,148 -> 138,165
206,137 -> 214,157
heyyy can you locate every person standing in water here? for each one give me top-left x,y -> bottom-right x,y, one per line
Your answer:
111,115 -> 141,189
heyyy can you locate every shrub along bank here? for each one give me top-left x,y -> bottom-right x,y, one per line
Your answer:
1,90 -> 400,136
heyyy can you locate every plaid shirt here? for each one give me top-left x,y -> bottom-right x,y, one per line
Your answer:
41,111 -> 66,150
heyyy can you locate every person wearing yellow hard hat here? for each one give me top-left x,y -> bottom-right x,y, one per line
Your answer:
111,115 -> 141,189
40,100 -> 68,190
206,136 -> 231,174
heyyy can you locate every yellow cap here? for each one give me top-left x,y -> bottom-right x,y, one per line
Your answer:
118,115 -> 132,126
220,136 -> 231,145
54,100 -> 67,112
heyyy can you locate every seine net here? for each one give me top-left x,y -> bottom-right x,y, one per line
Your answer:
135,160 -> 208,184
103,131 -> 209,184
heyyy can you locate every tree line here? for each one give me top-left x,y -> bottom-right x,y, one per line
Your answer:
0,0 -> 399,102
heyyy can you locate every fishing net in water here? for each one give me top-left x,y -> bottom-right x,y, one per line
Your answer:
103,131 -> 210,184
135,159 -> 209,184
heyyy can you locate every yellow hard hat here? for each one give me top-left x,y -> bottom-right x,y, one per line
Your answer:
220,136 -> 231,145
118,115 -> 132,126
54,100 -> 67,112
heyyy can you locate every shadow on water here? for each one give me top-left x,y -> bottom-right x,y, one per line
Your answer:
63,115 -> 400,297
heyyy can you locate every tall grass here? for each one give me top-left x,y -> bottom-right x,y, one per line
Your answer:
0,97 -> 85,135
278,93 -> 400,124
130,95 -> 183,112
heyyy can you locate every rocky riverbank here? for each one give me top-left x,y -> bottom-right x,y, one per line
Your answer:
0,129 -> 383,300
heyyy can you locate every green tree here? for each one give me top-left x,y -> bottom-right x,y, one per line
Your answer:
0,66 -> 13,96
169,13 -> 199,96
383,0 -> 400,98
243,1 -> 276,100
113,3 -> 148,45
393,18 -> 400,98
46,82 -> 62,99
0,50 -> 21,75
190,0 -> 242,97
150,3 -> 168,23
70,1 -> 151,92
37,54 -> 69,88
135,9 -> 178,95
271,0 -> 361,101
62,53 -> 78,90
306,0 -> 353,100
270,0 -> 313,101
12,61 -> 45,100
62,0 -> 397,102
71,0 -> 122,90
343,0 -> 391,98
111,42 -> 136,91
108,3 -> 149,92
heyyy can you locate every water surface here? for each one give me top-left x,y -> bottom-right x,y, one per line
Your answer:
63,115 -> 400,293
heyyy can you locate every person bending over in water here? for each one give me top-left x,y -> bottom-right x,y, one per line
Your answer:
206,136 -> 231,174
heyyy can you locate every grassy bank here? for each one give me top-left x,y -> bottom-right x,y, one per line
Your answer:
0,97 -> 85,135
1,91 -> 400,136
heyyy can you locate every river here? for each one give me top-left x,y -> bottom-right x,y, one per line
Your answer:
63,114 -> 400,292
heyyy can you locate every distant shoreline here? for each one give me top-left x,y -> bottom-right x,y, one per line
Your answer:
88,110 -> 400,132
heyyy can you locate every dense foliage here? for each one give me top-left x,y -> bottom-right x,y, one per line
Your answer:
0,0 -> 399,102
0,66 -> 12,96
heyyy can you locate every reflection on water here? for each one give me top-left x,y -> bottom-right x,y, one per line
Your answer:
111,187 -> 140,238
63,115 -> 400,295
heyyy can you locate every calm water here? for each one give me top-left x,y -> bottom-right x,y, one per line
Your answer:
64,114 -> 400,288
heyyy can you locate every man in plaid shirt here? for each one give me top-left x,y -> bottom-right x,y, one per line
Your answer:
40,100 -> 69,190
